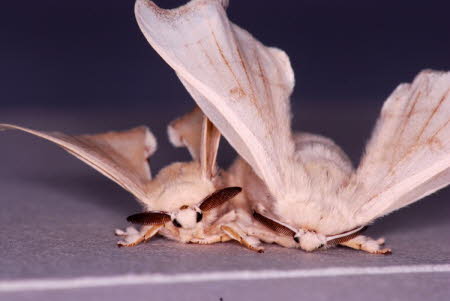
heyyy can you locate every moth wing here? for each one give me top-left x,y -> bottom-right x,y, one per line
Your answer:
168,107 -> 204,161
0,124 -> 156,203
135,0 -> 302,197
348,70 -> 450,225
89,126 -> 156,180
168,105 -> 220,179
199,114 -> 221,179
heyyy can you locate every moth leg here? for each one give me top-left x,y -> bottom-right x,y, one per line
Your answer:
246,227 -> 297,248
339,235 -> 391,255
190,234 -> 232,245
115,225 -> 162,247
221,224 -> 264,253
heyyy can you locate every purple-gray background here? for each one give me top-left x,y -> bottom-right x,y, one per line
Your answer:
1,0 -> 449,108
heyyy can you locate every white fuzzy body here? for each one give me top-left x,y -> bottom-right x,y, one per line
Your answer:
275,133 -> 356,235
230,132 -> 357,237
144,161 -> 219,243
143,161 -> 215,212
141,160 -> 237,244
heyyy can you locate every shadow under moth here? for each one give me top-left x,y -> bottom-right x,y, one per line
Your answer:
1,0 -> 449,254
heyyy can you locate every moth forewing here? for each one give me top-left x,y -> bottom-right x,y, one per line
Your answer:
0,124 -> 155,203
134,0 -> 305,201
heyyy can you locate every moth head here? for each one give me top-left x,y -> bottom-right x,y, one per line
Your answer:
127,187 -> 242,230
172,186 -> 241,229
171,205 -> 203,230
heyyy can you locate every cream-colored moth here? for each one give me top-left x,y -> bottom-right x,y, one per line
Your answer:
135,0 -> 450,254
0,108 -> 267,252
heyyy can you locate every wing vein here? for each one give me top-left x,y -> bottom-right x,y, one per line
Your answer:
235,43 -> 257,103
209,23 -> 245,98
416,88 -> 450,142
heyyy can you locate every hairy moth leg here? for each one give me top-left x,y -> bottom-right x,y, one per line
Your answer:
339,235 -> 391,255
221,224 -> 264,253
190,234 -> 232,245
115,225 -> 162,247
245,227 -> 297,249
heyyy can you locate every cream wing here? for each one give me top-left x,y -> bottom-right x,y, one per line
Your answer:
0,124 -> 156,203
168,107 -> 204,161
168,106 -> 221,180
135,0 -> 304,199
347,70 -> 450,225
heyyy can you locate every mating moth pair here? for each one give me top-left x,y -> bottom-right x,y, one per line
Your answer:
2,0 -> 450,254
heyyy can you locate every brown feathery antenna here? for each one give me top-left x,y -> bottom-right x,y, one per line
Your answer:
199,187 -> 242,211
326,226 -> 368,246
253,211 -> 296,237
127,211 -> 171,225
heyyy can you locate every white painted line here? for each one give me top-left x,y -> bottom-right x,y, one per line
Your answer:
1,264 -> 449,293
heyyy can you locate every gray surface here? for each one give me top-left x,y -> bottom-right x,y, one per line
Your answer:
0,106 -> 449,300
4,274 -> 450,301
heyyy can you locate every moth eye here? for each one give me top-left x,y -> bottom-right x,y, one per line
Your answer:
196,212 -> 203,223
293,236 -> 300,243
172,219 -> 182,228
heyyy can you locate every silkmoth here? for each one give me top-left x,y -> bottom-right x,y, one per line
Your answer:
0,108 -> 266,252
135,0 -> 450,254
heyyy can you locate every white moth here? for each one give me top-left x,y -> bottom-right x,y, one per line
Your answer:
135,0 -> 450,254
0,108 -> 265,252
